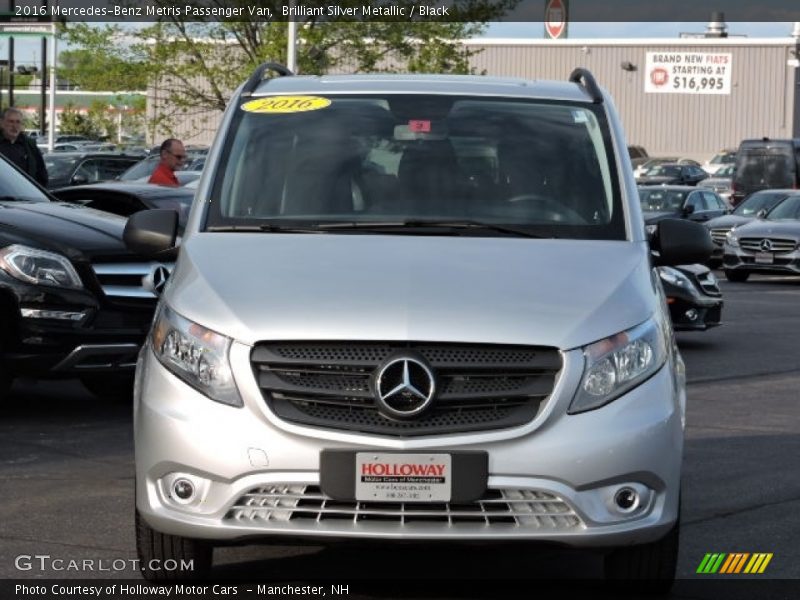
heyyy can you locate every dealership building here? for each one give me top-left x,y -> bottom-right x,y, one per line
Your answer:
154,24 -> 800,161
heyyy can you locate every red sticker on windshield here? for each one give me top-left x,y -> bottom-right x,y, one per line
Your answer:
409,120 -> 431,133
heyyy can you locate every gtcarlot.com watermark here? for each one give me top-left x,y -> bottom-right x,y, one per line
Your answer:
15,554 -> 194,573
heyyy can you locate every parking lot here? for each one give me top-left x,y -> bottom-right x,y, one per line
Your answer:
1,274 -> 799,598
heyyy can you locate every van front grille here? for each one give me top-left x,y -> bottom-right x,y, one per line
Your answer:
251,342 -> 561,436
227,485 -> 583,530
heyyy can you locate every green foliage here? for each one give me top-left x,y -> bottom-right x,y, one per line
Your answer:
58,23 -> 149,91
58,102 -> 100,138
57,1 -> 519,133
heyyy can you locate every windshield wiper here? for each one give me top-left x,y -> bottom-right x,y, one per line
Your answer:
205,224 -> 325,233
314,219 -> 547,238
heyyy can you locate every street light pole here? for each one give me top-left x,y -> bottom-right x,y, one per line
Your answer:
287,0 -> 297,72
47,22 -> 55,152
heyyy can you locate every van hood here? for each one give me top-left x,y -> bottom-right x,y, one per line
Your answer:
167,234 -> 657,350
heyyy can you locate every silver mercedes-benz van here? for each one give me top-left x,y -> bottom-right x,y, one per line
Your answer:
126,65 -> 711,588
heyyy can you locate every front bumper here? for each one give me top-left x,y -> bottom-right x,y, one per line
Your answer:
0,272 -> 155,377
135,342 -> 685,548
723,245 -> 800,275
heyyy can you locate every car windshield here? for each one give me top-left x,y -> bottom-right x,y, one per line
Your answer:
646,165 -> 681,178
733,191 -> 788,216
0,156 -> 50,200
119,156 -> 158,181
638,189 -> 686,212
764,195 -> 800,220
43,156 -> 80,179
715,164 -> 735,177
711,152 -> 735,165
205,94 -> 625,240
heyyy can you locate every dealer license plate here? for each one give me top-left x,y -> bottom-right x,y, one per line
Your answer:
355,453 -> 451,502
755,252 -> 774,264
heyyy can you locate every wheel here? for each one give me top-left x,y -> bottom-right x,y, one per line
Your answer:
604,519 -> 679,594
135,510 -> 212,581
80,373 -> 135,401
724,269 -> 750,282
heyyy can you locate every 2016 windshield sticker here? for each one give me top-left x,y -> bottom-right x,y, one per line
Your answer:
241,96 -> 331,114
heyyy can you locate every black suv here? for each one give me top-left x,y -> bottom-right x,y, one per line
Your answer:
0,155 -> 169,401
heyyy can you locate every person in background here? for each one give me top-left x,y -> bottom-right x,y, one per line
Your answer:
148,138 -> 186,187
0,107 -> 48,187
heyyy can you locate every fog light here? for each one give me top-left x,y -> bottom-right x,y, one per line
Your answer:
172,478 -> 195,501
685,309 -> 699,322
614,487 -> 640,512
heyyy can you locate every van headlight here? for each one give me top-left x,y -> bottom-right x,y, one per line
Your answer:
151,305 -> 242,407
0,244 -> 83,289
569,318 -> 668,414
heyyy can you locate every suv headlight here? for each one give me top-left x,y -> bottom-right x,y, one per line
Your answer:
0,244 -> 83,289
151,305 -> 242,407
725,230 -> 739,248
658,266 -> 693,288
569,318 -> 668,414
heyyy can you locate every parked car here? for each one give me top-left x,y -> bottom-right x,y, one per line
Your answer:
723,193 -> 800,281
731,138 -> 800,206
704,189 -> 795,267
699,163 -> 735,202
658,265 -> 722,331
637,163 -> 709,186
639,186 -> 729,235
118,155 -> 160,181
702,148 -> 737,175
119,153 -> 205,182
44,152 -> 142,189
627,144 -> 649,168
633,157 -> 701,179
126,65 -> 713,586
0,154 -> 167,402
51,182 -> 195,230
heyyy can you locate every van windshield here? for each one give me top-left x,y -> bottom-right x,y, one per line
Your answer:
205,94 -> 625,240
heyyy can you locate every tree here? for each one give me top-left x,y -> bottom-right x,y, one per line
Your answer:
58,102 -> 100,138
57,2 -> 520,133
137,1 -> 518,115
58,23 -> 150,91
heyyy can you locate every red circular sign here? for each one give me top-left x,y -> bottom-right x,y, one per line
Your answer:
650,68 -> 669,87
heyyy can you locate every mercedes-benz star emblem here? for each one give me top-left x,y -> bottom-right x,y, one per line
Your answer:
375,356 -> 436,419
760,239 -> 773,252
143,264 -> 171,296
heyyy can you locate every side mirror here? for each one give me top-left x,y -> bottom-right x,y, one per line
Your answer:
756,208 -> 768,219
71,174 -> 88,185
651,218 -> 713,266
682,204 -> 695,216
123,209 -> 179,259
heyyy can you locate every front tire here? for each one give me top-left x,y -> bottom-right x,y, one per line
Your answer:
724,269 -> 750,282
135,510 -> 212,581
604,519 -> 679,594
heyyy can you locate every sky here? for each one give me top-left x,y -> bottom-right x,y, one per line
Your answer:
1,21 -> 797,67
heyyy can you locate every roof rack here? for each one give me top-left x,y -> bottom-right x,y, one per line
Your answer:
568,68 -> 603,104
241,62 -> 294,96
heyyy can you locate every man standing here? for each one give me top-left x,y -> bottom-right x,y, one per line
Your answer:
0,108 -> 48,187
148,138 -> 186,187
